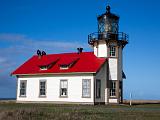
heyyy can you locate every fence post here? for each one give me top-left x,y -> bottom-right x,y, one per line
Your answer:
130,93 -> 132,106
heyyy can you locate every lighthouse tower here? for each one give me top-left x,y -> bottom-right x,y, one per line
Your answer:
88,6 -> 128,103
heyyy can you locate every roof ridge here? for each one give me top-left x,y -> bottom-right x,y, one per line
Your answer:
34,51 -> 93,56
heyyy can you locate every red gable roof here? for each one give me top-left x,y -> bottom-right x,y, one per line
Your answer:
11,52 -> 106,75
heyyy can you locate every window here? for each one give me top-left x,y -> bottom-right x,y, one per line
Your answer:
59,57 -> 79,70
60,80 -> 68,97
96,79 -> 101,98
20,80 -> 27,97
60,65 -> 69,70
40,66 -> 48,70
110,46 -> 116,57
110,81 -> 116,97
39,80 -> 46,97
82,79 -> 91,98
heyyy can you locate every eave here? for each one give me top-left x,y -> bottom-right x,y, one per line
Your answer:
12,72 -> 96,76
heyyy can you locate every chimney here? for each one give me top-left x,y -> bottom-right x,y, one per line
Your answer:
77,47 -> 83,54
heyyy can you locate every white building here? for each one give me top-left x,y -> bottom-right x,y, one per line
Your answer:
12,5 -> 128,104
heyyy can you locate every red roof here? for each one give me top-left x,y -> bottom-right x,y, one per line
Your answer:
37,57 -> 59,66
59,57 -> 79,66
11,52 -> 106,75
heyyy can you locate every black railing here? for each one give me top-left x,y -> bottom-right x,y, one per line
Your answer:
88,32 -> 129,45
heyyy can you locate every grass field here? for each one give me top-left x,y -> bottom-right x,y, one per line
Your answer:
0,102 -> 160,120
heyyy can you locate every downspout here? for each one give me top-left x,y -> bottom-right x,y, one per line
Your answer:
93,74 -> 96,105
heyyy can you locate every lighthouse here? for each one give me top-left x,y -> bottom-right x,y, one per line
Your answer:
88,5 -> 128,103
12,4 -> 128,104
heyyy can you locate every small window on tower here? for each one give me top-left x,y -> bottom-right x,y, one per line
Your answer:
110,81 -> 116,97
109,46 -> 116,57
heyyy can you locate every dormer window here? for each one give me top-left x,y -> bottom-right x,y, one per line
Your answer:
59,57 -> 79,70
40,66 -> 48,70
37,57 -> 59,71
60,65 -> 69,70
109,46 -> 116,57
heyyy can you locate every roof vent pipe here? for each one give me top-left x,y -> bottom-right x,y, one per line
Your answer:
37,50 -> 42,59
42,51 -> 46,56
37,50 -> 47,59
77,47 -> 83,54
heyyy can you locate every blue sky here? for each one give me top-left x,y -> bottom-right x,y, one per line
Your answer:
0,0 -> 160,100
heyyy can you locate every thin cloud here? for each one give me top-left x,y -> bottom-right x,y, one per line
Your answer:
0,57 -> 16,72
0,33 -> 30,42
31,40 -> 88,52
0,57 -> 6,63
0,33 -> 89,53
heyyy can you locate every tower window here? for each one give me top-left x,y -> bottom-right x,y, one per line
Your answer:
110,81 -> 116,97
110,46 -> 116,57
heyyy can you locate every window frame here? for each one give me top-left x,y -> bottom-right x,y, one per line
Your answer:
82,79 -> 91,98
109,80 -> 116,97
60,80 -> 68,98
39,80 -> 47,97
19,80 -> 27,97
96,79 -> 101,98
109,46 -> 116,57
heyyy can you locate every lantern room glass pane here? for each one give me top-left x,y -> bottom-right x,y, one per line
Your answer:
98,16 -> 119,33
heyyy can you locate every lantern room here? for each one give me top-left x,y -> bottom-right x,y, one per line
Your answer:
98,6 -> 119,34
88,5 -> 128,48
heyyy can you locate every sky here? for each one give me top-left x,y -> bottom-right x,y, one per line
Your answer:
0,0 -> 160,100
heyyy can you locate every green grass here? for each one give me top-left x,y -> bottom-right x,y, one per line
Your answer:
0,102 -> 160,120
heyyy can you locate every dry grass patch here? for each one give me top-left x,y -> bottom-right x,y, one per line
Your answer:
0,103 -> 160,120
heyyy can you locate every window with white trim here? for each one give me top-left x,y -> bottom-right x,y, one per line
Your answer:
82,79 -> 91,98
109,46 -> 116,57
110,81 -> 116,97
60,80 -> 68,97
39,80 -> 46,96
96,79 -> 101,98
20,80 -> 27,97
